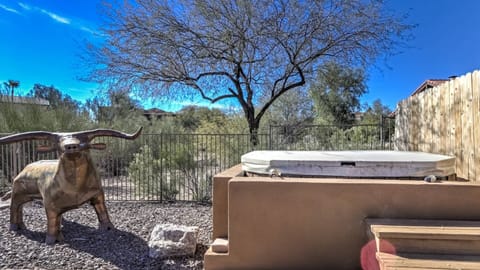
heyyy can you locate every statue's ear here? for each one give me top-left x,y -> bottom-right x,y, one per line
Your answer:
36,145 -> 55,153
90,143 -> 107,150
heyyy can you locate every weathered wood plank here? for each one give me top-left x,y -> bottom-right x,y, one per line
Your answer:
423,87 -> 431,153
408,96 -> 416,151
473,71 -> 480,181
454,77 -> 464,179
463,73 -> 474,181
418,91 -> 426,151
395,100 -> 407,151
411,96 -> 418,151
431,86 -> 437,153
447,79 -> 455,157
437,82 -> 446,154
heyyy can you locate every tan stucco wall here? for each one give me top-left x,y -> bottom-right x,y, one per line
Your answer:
212,164 -> 243,239
205,166 -> 480,270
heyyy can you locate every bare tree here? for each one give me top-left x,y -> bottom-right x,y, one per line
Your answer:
86,0 -> 412,145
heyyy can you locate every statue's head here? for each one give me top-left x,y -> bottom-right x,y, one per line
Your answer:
0,127 -> 143,159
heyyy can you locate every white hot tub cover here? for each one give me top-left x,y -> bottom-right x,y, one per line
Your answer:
241,151 -> 455,178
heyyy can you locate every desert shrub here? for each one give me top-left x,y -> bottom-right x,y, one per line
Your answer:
127,133 -> 215,202
128,144 -> 178,200
164,146 -> 212,202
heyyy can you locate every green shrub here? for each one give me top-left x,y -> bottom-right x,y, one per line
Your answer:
128,144 -> 178,200
166,147 -> 212,202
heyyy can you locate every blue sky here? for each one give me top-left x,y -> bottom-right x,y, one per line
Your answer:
1,0 -> 479,112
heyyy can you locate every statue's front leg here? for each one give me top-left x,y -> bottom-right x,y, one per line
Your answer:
45,209 -> 63,245
90,190 -> 114,231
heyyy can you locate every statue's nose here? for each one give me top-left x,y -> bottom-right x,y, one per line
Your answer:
64,144 -> 80,152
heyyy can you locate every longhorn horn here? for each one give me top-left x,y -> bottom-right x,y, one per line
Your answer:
74,127 -> 143,142
0,131 -> 57,144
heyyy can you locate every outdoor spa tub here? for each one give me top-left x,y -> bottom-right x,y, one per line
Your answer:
241,150 -> 456,179
204,150 -> 479,270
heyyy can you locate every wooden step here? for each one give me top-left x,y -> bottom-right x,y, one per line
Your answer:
366,219 -> 480,256
377,252 -> 480,270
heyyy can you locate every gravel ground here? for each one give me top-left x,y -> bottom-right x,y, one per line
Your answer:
0,200 -> 212,270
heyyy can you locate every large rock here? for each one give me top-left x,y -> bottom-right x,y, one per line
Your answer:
148,223 -> 199,259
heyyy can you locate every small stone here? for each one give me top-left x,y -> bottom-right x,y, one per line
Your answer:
148,223 -> 199,259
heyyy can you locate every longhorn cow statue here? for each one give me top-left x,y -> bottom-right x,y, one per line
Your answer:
0,127 -> 142,244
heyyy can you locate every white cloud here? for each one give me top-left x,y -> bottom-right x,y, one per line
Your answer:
39,9 -> 70,24
0,4 -> 21,14
18,2 -> 71,25
18,2 -> 31,11
79,26 -> 99,35
17,2 -> 98,35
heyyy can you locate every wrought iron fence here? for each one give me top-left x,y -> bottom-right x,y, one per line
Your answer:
92,133 -> 269,201
269,118 -> 395,151
0,139 -> 57,193
0,119 -> 394,201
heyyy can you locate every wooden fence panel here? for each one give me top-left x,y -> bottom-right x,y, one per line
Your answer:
395,70 -> 480,181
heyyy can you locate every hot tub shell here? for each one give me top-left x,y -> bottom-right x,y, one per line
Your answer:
241,150 -> 456,178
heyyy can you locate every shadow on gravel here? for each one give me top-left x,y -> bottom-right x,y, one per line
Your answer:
12,220 -> 155,269
63,220 -> 207,270
61,220 -> 161,269
12,227 -> 45,243
10,214 -> 207,269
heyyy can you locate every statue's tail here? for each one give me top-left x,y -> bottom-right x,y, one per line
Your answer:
1,191 -> 11,201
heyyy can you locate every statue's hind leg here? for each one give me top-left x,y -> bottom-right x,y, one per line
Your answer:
9,193 -> 31,231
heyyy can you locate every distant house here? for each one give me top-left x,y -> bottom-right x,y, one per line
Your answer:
354,112 -> 364,122
390,78 -> 451,117
95,106 -> 175,122
0,95 -> 50,107
142,108 -> 176,120
409,79 -> 449,97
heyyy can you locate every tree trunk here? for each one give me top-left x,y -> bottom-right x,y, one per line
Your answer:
248,120 -> 260,148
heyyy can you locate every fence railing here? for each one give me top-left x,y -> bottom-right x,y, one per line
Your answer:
0,121 -> 393,201
269,120 -> 394,151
